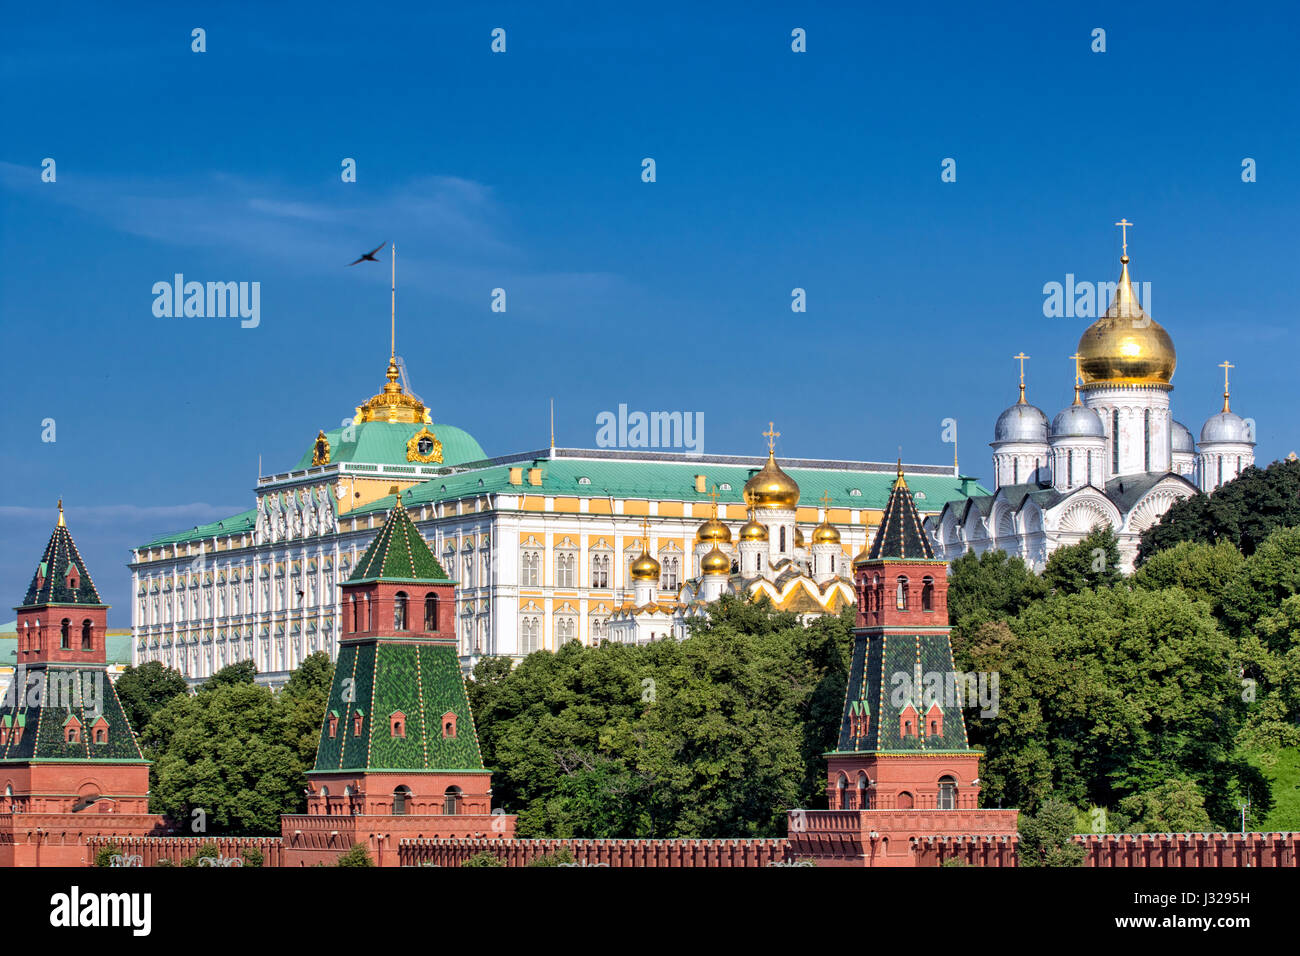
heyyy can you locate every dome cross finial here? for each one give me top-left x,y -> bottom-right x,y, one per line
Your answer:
57,498 -> 65,527
1070,352 -> 1084,405
1219,360 -> 1234,413
707,484 -> 720,520
763,421 -> 780,455
1115,218 -> 1133,260
1013,352 -> 1031,403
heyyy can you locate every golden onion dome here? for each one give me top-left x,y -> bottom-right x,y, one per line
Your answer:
629,549 -> 661,582
795,527 -> 806,548
700,546 -> 730,576
812,521 -> 841,545
1077,255 -> 1176,387
738,518 -> 769,542
743,451 -> 800,511
695,516 -> 732,545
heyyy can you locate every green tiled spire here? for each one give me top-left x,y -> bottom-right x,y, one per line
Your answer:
867,465 -> 935,561
347,495 -> 451,584
0,667 -> 145,763
311,641 -> 484,773
20,514 -> 105,608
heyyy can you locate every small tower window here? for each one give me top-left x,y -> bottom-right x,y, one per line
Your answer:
444,786 -> 462,815
65,719 -> 81,743
441,711 -> 458,739
390,711 -> 406,738
81,619 -> 93,650
424,593 -> 439,631
353,713 -> 364,737
394,591 -> 408,631
60,618 -> 71,649
895,576 -> 909,611
328,714 -> 338,738
921,577 -> 934,612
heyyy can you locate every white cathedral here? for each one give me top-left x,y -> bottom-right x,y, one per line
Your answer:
927,234 -> 1256,574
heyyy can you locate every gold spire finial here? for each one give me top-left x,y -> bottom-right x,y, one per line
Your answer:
1013,352 -> 1030,403
57,498 -> 65,527
1219,360 -> 1234,413
763,421 -> 780,456
819,490 -> 833,513
1070,352 -> 1084,405
707,485 -> 720,519
642,515 -> 651,551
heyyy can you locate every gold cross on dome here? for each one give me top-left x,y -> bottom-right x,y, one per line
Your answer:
642,516 -> 651,550
1115,218 -> 1133,256
1219,360 -> 1234,393
707,485 -> 720,519
1070,352 -> 1084,387
819,491 -> 833,513
1013,352 -> 1030,402
763,422 -> 780,455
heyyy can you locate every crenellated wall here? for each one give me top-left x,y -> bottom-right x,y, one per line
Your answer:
83,835 -> 284,867
397,837 -> 791,868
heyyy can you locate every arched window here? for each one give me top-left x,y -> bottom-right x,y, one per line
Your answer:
60,618 -> 71,649
81,619 -> 93,650
895,577 -> 909,611
393,591 -> 408,631
897,791 -> 915,810
1066,448 -> 1073,488
779,526 -> 786,553
424,593 -> 439,632
921,577 -> 934,612
938,775 -> 958,810
444,786 -> 462,815
442,712 -> 458,738
94,726 -> 108,744
390,711 -> 406,738
857,772 -> 870,810
836,773 -> 848,810
66,722 -> 80,743
350,596 -> 358,634
393,786 -> 411,816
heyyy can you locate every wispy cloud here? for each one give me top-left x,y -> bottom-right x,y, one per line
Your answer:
0,163 -> 635,319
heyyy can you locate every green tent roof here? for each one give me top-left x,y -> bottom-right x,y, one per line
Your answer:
292,421 -> 486,471
348,499 -> 451,584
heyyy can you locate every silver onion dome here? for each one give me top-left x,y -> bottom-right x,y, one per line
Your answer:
1200,411 -> 1252,445
993,402 -> 1049,444
1049,403 -> 1105,440
1172,420 -> 1196,454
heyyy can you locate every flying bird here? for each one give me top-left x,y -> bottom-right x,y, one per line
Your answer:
347,242 -> 386,266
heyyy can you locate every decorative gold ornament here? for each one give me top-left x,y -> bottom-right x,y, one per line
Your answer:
356,358 -> 433,425
406,426 -> 444,463
312,430 -> 331,466
813,491 -> 840,544
629,517 -> 661,582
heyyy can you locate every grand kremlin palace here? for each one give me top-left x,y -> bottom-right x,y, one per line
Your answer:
128,355 -> 984,686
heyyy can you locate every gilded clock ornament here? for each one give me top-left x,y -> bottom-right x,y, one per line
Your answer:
312,430 -> 331,466
406,426 -> 444,464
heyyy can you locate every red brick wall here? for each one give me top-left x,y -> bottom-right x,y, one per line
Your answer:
84,835 -> 283,867
398,837 -> 792,868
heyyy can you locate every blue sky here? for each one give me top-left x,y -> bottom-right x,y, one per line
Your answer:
2,1 -> 1297,623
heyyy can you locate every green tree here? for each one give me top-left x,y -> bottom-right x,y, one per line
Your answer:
461,851 -> 505,867
201,660 -> 258,691
336,843 -> 374,867
1137,458 -> 1300,562
145,681 -> 305,834
970,586 -> 1252,827
278,651 -> 334,768
114,661 -> 189,734
92,843 -> 121,867
527,846 -> 575,867
946,549 -> 1045,665
1041,526 -> 1122,595
1118,778 -> 1213,833
1018,798 -> 1086,867
1131,539 -> 1244,607
1219,526 -> 1300,641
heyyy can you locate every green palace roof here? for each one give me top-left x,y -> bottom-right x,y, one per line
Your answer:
139,451 -> 990,549
292,421 -> 486,471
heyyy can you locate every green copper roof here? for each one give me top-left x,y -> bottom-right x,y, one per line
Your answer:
348,500 -> 450,583
311,641 -> 484,774
19,520 -> 106,609
141,452 -> 989,548
292,421 -> 486,471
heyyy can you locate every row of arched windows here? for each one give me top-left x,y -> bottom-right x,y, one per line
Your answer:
860,575 -> 935,616
346,592 -> 441,633
835,773 -> 958,810
19,618 -> 95,653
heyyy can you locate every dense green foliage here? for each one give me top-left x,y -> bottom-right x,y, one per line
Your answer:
461,851 -> 506,867
1136,458 -> 1300,562
140,654 -> 333,834
470,595 -> 852,838
336,843 -> 374,867
115,661 -> 190,734
1017,799 -> 1086,867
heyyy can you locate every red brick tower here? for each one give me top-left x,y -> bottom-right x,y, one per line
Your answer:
787,466 -> 1018,866
0,503 -> 167,866
281,493 -> 514,866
